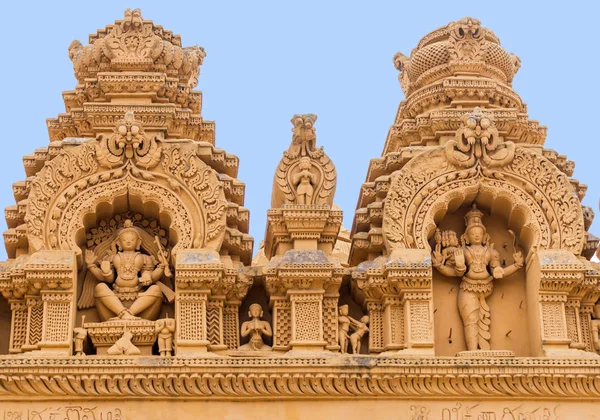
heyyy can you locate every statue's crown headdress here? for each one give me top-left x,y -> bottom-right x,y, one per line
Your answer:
464,204 -> 485,231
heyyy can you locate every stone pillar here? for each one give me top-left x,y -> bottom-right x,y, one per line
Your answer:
38,291 -> 74,353
176,291 -> 209,354
323,293 -> 339,352
580,304 -> 594,353
206,297 -> 226,351
22,296 -> 43,352
223,300 -> 241,350
383,296 -> 404,351
271,296 -> 291,351
174,249 -> 243,355
402,291 -> 434,354
565,299 -> 584,349
288,290 -> 326,351
23,251 -> 77,355
8,300 -> 27,354
526,250 -> 585,356
366,300 -> 384,353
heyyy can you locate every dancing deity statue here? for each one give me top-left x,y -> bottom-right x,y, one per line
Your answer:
84,220 -> 168,321
431,204 -> 524,351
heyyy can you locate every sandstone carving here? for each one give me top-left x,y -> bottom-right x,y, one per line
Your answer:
0,10 -> 598,418
432,204 -> 524,351
83,219 -> 169,321
72,316 -> 87,356
155,315 -> 176,356
271,114 -> 337,207
238,303 -> 272,351
107,328 -> 141,355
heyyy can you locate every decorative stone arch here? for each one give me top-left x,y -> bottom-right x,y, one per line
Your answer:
24,135 -> 227,258
383,146 -> 585,256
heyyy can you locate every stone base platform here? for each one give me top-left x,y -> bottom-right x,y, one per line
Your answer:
84,319 -> 157,356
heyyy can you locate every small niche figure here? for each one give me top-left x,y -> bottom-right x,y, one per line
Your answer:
338,305 -> 353,354
292,157 -> 316,205
349,315 -> 370,354
155,314 -> 176,357
239,303 -> 272,351
73,315 -> 88,356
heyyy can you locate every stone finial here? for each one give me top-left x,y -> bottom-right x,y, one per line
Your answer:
271,114 -> 337,207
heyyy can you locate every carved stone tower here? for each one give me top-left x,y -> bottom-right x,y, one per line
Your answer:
0,12 -> 599,420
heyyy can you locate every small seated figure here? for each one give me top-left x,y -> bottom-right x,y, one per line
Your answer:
239,303 -> 272,351
349,315 -> 370,354
155,315 -> 176,357
85,220 -> 166,321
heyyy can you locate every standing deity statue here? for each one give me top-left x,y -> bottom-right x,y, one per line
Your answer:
431,204 -> 524,351
239,303 -> 272,351
155,315 -> 176,356
292,157 -> 316,205
83,220 -> 169,321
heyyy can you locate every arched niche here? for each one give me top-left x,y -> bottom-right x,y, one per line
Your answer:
23,140 -> 228,260
383,146 -> 585,258
74,190 -> 178,328
429,202 -> 531,356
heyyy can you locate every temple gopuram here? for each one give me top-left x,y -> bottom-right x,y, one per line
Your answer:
1,10 -> 599,419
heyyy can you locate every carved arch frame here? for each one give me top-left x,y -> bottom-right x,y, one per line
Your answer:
383,147 -> 585,256
24,141 -> 227,257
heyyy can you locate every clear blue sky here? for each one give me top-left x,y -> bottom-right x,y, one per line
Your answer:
0,1 -> 598,260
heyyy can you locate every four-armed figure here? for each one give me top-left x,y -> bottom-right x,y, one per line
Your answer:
239,303 -> 272,351
292,157 -> 316,205
85,220 -> 166,321
431,204 -> 524,351
155,315 -> 176,357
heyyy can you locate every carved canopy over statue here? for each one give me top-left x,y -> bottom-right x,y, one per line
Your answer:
24,111 -> 228,257
382,108 -> 585,257
271,114 -> 337,207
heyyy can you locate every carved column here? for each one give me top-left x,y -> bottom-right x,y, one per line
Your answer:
402,291 -> 434,353
174,250 -> 248,355
8,300 -> 27,354
22,251 -> 77,355
355,249 -> 433,355
176,292 -> 209,353
223,300 -> 241,350
383,296 -> 404,351
289,290 -> 325,350
22,296 -> 43,352
366,300 -> 384,353
206,297 -> 226,351
565,299 -> 583,348
526,250 -> 586,356
271,296 -> 291,351
580,304 -> 594,353
323,293 -> 339,352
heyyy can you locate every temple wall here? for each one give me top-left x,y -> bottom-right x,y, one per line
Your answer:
0,400 -> 594,420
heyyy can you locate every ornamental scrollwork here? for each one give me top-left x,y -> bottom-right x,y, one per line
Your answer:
96,111 -> 161,169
